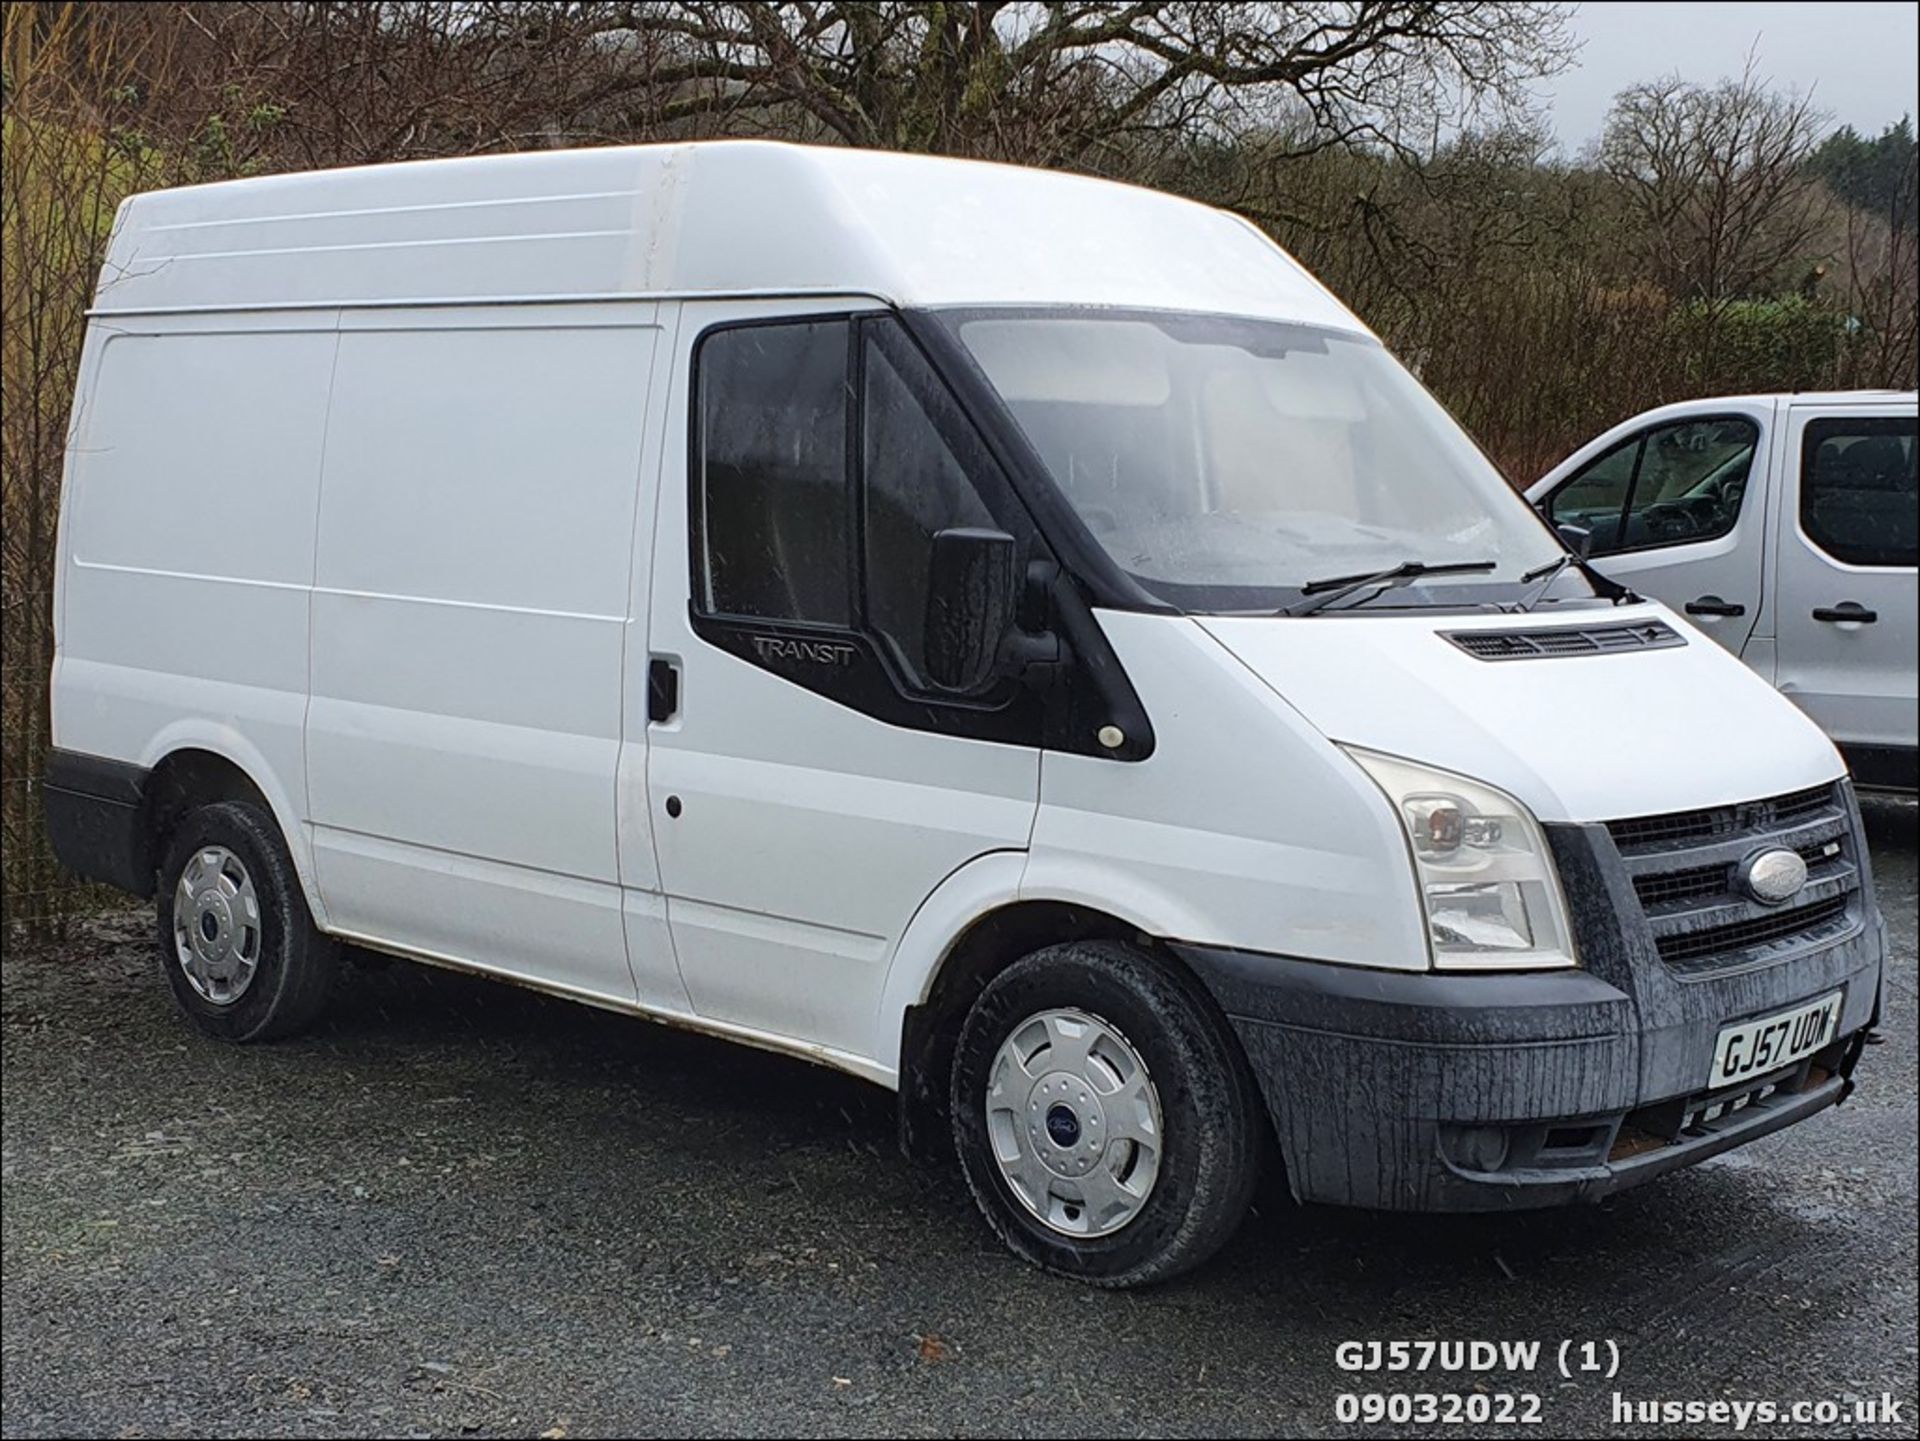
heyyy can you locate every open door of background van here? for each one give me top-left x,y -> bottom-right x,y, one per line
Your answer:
1529,399 -> 1776,658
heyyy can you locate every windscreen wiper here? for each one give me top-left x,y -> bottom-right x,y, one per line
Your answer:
1514,552 -> 1576,611
1286,559 -> 1497,616
1522,550 -> 1641,608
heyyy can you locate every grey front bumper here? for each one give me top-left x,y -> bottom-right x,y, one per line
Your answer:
1176,820 -> 1885,1212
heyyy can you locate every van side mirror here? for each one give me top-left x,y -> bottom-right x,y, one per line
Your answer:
924,527 -> 1019,693
1555,522 -> 1593,559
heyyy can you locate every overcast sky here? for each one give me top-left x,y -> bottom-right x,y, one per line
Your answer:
1538,1 -> 1919,150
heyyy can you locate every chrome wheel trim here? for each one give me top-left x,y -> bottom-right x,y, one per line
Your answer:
985,1007 -> 1163,1238
172,845 -> 263,1006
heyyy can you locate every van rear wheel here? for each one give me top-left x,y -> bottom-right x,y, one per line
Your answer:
155,800 -> 337,1042
950,940 -> 1262,1287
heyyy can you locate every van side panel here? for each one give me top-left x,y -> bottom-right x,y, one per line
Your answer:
56,316 -> 339,899
306,305 -> 658,1003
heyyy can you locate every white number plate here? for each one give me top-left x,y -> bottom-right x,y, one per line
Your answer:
1709,992 -> 1842,1088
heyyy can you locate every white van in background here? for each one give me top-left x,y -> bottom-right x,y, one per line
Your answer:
46,143 -> 1886,1286
1530,393 -> 1918,790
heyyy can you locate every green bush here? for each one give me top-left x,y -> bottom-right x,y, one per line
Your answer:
1666,295 -> 1850,394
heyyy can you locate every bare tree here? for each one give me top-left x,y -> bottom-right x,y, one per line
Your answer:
1599,62 -> 1832,301
583,2 -> 1577,165
126,3 -> 1571,169
1838,140 -> 1920,388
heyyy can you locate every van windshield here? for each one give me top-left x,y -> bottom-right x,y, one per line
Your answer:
947,310 -> 1571,613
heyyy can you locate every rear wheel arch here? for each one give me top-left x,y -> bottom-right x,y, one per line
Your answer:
139,747 -> 323,924
155,797 -> 339,1042
145,749 -> 272,856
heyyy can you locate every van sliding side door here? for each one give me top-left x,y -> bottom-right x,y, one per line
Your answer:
305,304 -> 660,1004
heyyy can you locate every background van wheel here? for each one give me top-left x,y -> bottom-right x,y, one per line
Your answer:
155,800 -> 337,1042
950,940 -> 1263,1288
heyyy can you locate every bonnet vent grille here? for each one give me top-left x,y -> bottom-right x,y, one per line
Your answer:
1444,620 -> 1686,661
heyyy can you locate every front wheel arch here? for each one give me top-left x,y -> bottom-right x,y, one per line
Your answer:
894,902 -> 1273,1177
948,938 -> 1268,1286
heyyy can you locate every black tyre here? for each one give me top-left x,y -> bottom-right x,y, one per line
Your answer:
154,800 -> 338,1042
950,940 -> 1263,1287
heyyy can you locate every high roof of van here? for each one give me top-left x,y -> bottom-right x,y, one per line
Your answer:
94,140 -> 1363,331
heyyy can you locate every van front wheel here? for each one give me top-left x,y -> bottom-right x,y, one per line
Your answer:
155,800 -> 337,1042
950,940 -> 1262,1287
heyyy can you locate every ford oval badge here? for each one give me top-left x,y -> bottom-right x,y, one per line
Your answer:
1741,847 -> 1809,905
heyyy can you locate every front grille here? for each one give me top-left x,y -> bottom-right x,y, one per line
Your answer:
1656,895 -> 1851,968
1632,834 -> 1851,915
1608,782 -> 1862,976
1445,620 -> 1684,662
1609,806 -> 1735,850
1633,862 -> 1725,908
1771,785 -> 1841,828
1608,783 -> 1835,852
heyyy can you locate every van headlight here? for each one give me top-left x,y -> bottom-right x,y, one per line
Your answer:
1342,747 -> 1578,971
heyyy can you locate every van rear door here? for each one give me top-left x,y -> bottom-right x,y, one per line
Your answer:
1771,401 -> 1919,782
643,301 -> 1044,1064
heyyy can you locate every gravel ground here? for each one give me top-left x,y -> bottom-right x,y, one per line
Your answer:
3,799 -> 1914,1440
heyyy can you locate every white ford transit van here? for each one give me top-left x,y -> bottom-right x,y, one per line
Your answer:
1528,393 -> 1919,791
46,142 -> 1886,1286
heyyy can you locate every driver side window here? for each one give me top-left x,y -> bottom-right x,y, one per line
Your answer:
1550,416 -> 1759,557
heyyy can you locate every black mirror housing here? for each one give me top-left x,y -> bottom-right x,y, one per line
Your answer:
924,527 -> 1019,693
1555,522 -> 1593,558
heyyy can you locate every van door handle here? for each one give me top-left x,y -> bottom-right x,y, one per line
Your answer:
1685,595 -> 1746,618
1812,603 -> 1877,625
647,658 -> 680,722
